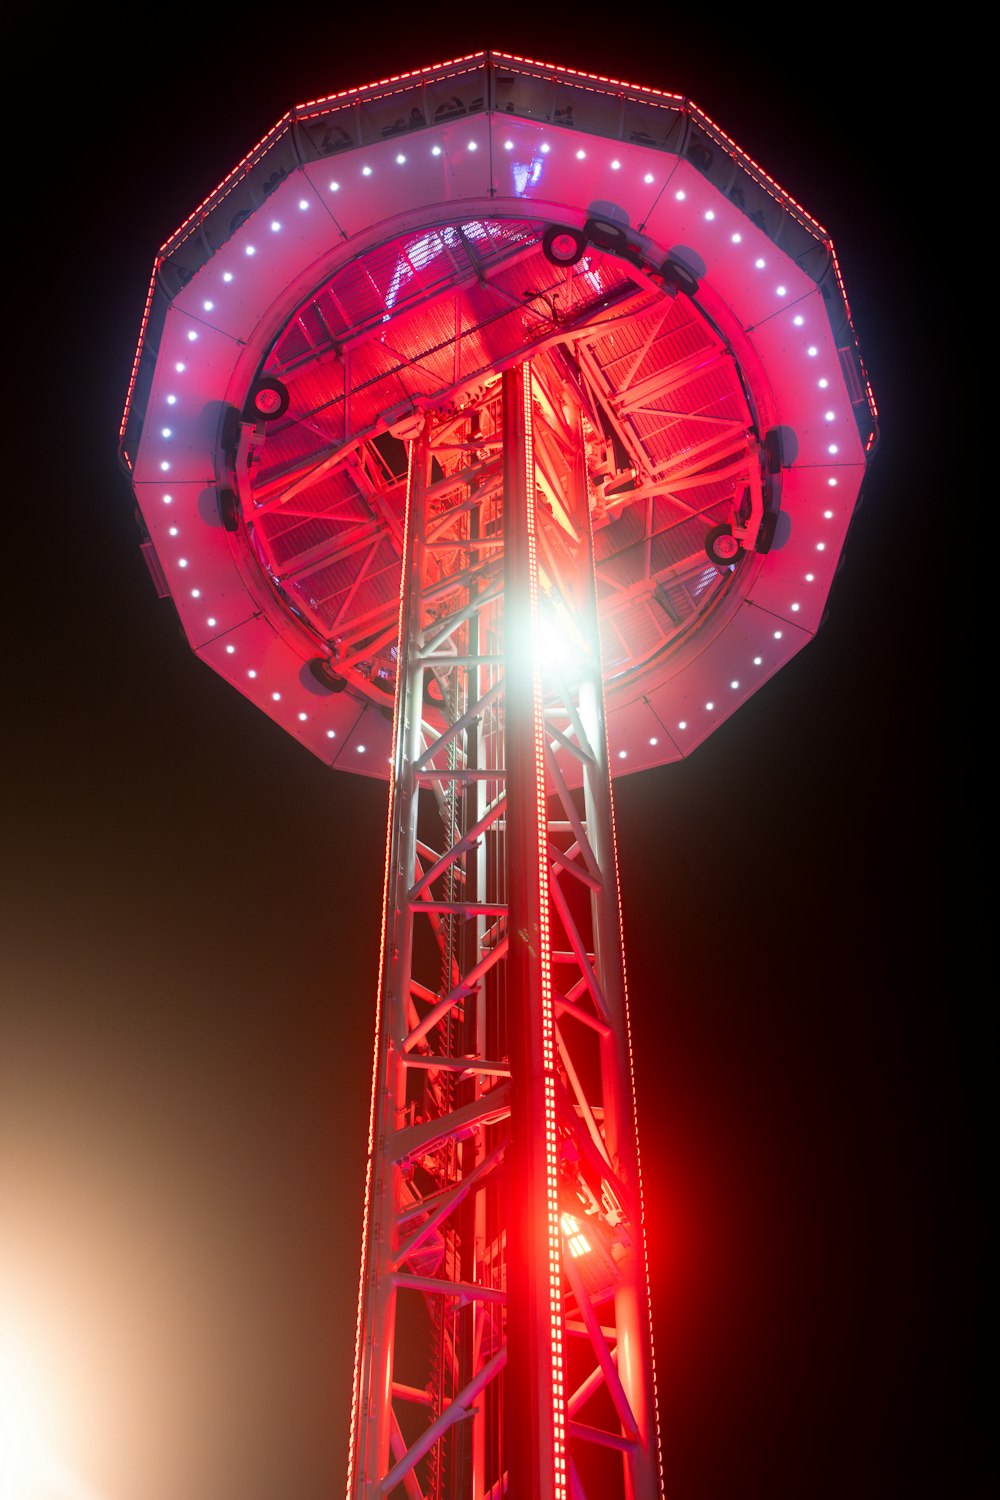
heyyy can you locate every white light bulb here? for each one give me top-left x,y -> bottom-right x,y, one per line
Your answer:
175,362 -> 186,372
329,180 -> 340,190
362,166 -> 372,176
299,198 -> 309,210
705,209 -> 715,220
705,702 -> 714,711
675,188 -> 685,199
753,655 -> 762,665
618,749 -> 627,758
168,526 -> 178,536
678,720 -> 687,730
755,257 -> 765,268
207,616 -> 217,626
223,272 -> 233,282
160,461 -> 170,471
178,557 -> 188,568
794,315 -> 804,326
649,736 -> 658,745
611,159 -> 621,169
298,712 -> 308,721
245,245 -> 255,255
730,680 -> 739,689
819,377 -> 829,388
272,691 -> 281,701
643,172 -> 654,183
575,149 -> 586,159
191,588 -> 200,598
166,394 -> 177,404
467,141 -> 477,151
396,153 -> 406,164
326,729 -> 336,738
731,232 -> 741,242
203,300 -> 214,311
432,147 -> 442,157
225,643 -> 234,652
248,669 -> 257,679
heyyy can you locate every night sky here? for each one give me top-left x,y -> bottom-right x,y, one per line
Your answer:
2,15 -> 976,1500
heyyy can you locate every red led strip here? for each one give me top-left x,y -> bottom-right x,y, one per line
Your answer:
297,53 -> 485,113
160,123 -> 293,257
521,367 -> 567,1498
494,51 -> 685,102
118,266 -> 159,446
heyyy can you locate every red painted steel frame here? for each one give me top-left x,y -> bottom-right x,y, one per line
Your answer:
349,364 -> 661,1499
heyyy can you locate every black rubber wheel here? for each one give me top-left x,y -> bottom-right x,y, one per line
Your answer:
542,224 -> 586,267
219,403 -> 242,464
308,657 -> 345,692
245,376 -> 289,423
756,510 -> 778,555
706,523 -> 742,567
763,427 -> 783,475
659,257 -> 700,297
582,216 -> 642,267
218,486 -> 240,533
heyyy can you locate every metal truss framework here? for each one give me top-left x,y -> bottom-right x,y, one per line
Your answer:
242,217 -> 756,716
349,362 -> 661,1500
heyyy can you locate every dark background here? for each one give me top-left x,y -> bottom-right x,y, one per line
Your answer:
2,14 -> 975,1500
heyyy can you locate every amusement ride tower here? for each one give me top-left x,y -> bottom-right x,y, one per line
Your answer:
119,51 -> 877,1500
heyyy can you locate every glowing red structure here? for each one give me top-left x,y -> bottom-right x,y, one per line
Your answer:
119,52 -> 876,1500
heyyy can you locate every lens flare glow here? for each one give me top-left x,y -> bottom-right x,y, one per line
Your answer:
0,1343 -> 108,1500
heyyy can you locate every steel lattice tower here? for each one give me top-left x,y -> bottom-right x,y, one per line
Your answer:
119,51 -> 876,1500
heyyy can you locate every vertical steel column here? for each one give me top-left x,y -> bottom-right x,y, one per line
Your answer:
502,365 -> 566,1500
578,681 -> 661,1500
348,434 -> 428,1500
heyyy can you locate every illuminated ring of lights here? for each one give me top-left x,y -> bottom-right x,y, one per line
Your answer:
119,56 -> 877,778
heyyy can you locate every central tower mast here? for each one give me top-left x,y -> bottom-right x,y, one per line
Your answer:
348,363 -> 660,1500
